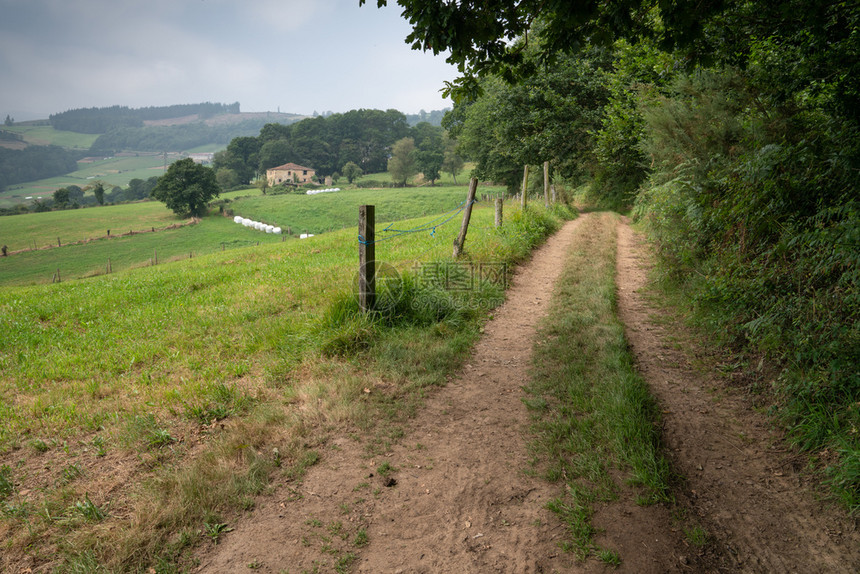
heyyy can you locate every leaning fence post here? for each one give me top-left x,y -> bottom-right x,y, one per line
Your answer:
453,177 -> 479,259
543,161 -> 550,208
521,165 -> 529,209
359,205 -> 375,313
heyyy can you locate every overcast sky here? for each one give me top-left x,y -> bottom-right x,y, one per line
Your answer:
0,0 -> 459,121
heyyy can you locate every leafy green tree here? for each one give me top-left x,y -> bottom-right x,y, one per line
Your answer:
387,137 -> 417,186
216,168 -> 240,190
151,158 -> 220,217
341,161 -> 363,184
441,132 -> 464,184
223,136 -> 261,184
415,148 -> 443,185
258,139 -> 294,171
4,115 -> 12,126
52,187 -> 70,209
65,185 -> 84,204
92,182 -> 105,205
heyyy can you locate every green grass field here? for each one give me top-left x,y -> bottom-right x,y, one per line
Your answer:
0,201 -> 180,252
3,125 -> 99,150
0,186 -> 502,286
230,185 -> 495,234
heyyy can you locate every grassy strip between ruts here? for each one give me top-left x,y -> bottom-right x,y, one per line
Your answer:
523,212 -> 672,563
0,201 -> 575,573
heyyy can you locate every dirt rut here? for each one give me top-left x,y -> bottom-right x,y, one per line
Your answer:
616,220 -> 860,573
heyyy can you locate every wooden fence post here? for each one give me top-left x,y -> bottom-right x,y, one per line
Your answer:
543,161 -> 550,208
453,177 -> 479,259
359,205 -> 375,313
521,165 -> 529,209
107,258 -> 112,274
154,250 -> 157,265
495,197 -> 503,228
57,237 -> 61,247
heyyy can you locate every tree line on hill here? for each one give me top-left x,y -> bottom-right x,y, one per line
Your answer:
213,108 -> 461,188
49,102 -> 241,133
87,119 -> 277,156
372,0 -> 858,508
0,145 -> 81,193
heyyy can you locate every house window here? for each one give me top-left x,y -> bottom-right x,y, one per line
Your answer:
303,170 -> 307,175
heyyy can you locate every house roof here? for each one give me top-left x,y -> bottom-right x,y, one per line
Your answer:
268,162 -> 314,172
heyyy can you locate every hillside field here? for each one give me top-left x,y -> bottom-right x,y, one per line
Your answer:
0,196 -> 570,572
0,185 -> 501,286
2,125 -> 99,150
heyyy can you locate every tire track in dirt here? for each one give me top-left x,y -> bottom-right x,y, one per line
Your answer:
195,213 -> 693,573
616,219 -> 860,573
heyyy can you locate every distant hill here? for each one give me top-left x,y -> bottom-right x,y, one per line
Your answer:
143,111 -> 307,128
49,102 -> 244,133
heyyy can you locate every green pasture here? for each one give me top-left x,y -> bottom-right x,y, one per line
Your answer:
0,186 -> 502,286
3,125 -> 99,150
0,215 -> 290,286
231,184 -> 501,235
0,201 -> 519,448
0,201 -> 179,253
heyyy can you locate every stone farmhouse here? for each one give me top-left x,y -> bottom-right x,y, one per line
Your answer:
266,162 -> 316,186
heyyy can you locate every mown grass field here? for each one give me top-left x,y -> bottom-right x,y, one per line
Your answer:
0,186 -> 495,286
0,196 -> 573,572
0,201 -> 180,252
230,184 -> 498,235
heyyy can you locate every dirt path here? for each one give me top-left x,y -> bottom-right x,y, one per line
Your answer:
196,214 -> 858,573
616,219 -> 860,573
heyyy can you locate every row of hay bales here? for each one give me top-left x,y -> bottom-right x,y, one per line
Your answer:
233,216 -> 281,234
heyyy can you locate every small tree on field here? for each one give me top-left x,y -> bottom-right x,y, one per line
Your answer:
388,137 -> 417,187
53,187 -> 70,209
442,133 -> 464,184
342,161 -> 363,184
92,182 -> 105,205
152,158 -> 221,217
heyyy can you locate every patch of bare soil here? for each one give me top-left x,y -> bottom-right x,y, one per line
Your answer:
616,219 -> 860,573
196,214 -> 694,573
